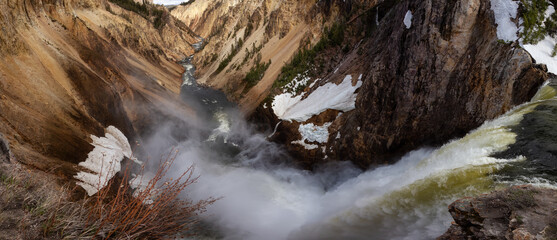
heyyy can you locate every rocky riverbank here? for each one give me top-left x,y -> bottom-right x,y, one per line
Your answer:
439,185 -> 557,240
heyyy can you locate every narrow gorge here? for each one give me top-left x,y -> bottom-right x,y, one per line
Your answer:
1,0 -> 557,239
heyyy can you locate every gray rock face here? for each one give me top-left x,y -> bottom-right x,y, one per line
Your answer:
292,0 -> 547,168
439,185 -> 557,240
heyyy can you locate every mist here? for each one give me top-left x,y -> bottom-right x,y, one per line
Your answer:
128,57 -> 538,240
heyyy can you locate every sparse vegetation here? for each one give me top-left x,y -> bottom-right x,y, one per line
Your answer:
216,37 -> 245,73
109,0 -> 168,30
180,0 -> 195,6
519,0 -> 557,55
241,42 -> 263,66
109,0 -> 149,17
243,58 -> 272,92
0,150 -> 215,239
274,22 -> 345,89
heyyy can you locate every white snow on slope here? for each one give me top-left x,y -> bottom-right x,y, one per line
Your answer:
292,123 -> 332,150
299,123 -> 332,143
74,126 -> 138,196
523,37 -> 557,74
521,5 -> 557,74
272,75 -> 363,122
490,0 -> 519,41
284,72 -> 311,94
403,10 -> 413,29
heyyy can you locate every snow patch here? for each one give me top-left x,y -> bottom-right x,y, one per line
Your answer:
521,6 -> 557,74
403,10 -> 413,29
299,122 -> 332,143
272,75 -> 363,122
490,0 -> 519,41
74,126 -> 139,196
283,72 -> 311,94
308,78 -> 320,89
523,36 -> 557,74
292,122 -> 332,150
291,140 -> 318,150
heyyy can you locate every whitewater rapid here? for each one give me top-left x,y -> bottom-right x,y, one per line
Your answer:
143,55 -> 557,239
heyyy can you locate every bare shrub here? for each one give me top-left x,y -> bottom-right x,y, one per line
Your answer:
2,149 -> 215,239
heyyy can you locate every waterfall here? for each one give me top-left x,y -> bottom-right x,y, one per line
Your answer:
144,46 -> 557,239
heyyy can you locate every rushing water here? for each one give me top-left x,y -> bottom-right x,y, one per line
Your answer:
145,53 -> 557,240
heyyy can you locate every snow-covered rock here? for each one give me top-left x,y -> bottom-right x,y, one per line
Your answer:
403,10 -> 413,29
523,36 -> 557,74
272,75 -> 363,122
490,0 -> 519,41
74,126 -> 138,196
291,122 -> 332,150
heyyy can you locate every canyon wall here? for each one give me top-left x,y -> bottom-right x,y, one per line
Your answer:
0,0 -> 196,179
174,0 -> 547,169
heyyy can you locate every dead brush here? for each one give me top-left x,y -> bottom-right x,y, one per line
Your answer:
48,148 -> 217,239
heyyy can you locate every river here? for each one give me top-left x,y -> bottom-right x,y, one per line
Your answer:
158,52 -> 557,240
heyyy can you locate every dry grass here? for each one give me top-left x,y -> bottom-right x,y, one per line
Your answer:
0,149 -> 216,239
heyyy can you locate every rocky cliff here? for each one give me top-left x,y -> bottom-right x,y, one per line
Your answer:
439,185 -> 557,239
181,0 -> 547,169
0,0 -> 196,179
321,0 -> 547,168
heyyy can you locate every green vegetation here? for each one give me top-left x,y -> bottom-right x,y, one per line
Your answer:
203,53 -> 219,67
216,37 -> 244,73
0,172 -> 16,186
274,22 -> 345,89
109,0 -> 167,29
519,0 -> 557,54
242,42 -> 263,66
180,0 -> 195,6
109,0 -> 149,16
520,0 -> 555,44
243,58 -> 272,92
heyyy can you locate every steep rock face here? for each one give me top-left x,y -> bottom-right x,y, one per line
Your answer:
332,0 -> 547,167
257,0 -> 547,168
0,0 -> 195,178
439,185 -> 557,240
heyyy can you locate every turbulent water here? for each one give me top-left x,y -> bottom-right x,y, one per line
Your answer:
142,55 -> 557,240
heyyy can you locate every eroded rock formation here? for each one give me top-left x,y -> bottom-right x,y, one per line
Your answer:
0,0 -> 196,179
439,185 -> 557,240
255,0 -> 547,168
